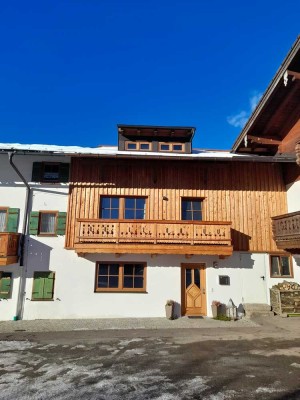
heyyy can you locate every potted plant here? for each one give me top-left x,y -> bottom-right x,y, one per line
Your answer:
165,299 -> 175,319
211,300 -> 221,318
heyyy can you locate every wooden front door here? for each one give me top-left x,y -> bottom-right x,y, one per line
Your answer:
181,264 -> 206,316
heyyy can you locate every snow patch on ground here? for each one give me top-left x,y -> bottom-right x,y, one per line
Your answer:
291,362 -> 300,368
0,341 -> 34,351
250,347 -> 300,357
118,338 -> 143,347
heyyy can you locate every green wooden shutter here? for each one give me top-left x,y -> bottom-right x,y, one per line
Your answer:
32,272 -> 54,300
43,272 -> 55,299
56,212 -> 67,235
6,208 -> 20,232
29,212 -> 39,235
32,272 -> 43,299
32,162 -> 43,182
59,163 -> 70,183
0,272 -> 12,299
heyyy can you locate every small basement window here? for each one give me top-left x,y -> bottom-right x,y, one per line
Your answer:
219,276 -> 230,286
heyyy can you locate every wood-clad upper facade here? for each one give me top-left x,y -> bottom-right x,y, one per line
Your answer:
65,156 -> 288,255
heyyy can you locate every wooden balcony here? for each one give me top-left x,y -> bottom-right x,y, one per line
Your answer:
74,219 -> 233,256
272,211 -> 300,252
0,233 -> 21,266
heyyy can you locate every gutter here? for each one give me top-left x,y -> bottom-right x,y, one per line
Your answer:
8,152 -> 31,320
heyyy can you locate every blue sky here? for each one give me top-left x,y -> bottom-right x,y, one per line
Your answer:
0,1 -> 299,150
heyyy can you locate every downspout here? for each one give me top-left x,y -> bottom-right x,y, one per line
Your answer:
8,152 -> 31,319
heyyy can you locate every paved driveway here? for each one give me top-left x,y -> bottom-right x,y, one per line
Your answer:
0,317 -> 299,399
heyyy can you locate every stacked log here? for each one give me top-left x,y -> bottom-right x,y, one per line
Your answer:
296,142 -> 300,166
270,281 -> 300,316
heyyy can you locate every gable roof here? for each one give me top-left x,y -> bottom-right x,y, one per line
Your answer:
232,36 -> 300,156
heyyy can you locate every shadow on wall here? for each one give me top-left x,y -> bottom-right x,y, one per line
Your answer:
239,253 -> 255,270
26,237 -> 52,273
231,229 -> 251,251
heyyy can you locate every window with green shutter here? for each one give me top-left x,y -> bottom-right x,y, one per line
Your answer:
0,208 -> 19,233
32,162 -> 70,183
29,211 -> 67,235
0,272 -> 12,299
32,271 -> 55,300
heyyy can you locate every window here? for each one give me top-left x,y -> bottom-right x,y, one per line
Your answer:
100,197 -> 146,220
125,141 -> 152,151
124,198 -> 145,219
0,272 -> 12,299
270,255 -> 293,278
182,199 -> 203,220
100,197 -> 120,219
0,209 -> 8,232
32,162 -> 70,183
159,142 -> 184,152
219,276 -> 230,285
0,208 -> 19,232
160,143 -> 170,151
29,211 -> 67,235
95,263 -> 146,292
39,212 -> 57,234
32,271 -> 55,300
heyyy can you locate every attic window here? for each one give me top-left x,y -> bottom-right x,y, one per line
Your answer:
43,163 -> 60,181
159,143 -> 184,152
31,162 -> 70,183
125,141 -> 151,151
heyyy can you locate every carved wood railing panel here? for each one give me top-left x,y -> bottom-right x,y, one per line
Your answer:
272,211 -> 300,242
0,233 -> 20,257
77,219 -> 232,246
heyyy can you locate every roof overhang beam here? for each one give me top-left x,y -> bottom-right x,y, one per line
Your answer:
247,135 -> 281,146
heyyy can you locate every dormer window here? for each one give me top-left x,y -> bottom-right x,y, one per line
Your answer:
118,125 -> 195,154
125,141 -> 151,151
159,142 -> 184,152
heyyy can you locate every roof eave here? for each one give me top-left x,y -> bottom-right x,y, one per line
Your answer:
231,35 -> 300,153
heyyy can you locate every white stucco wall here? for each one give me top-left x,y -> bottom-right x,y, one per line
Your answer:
22,250 -> 297,320
286,180 -> 300,213
0,153 -> 69,320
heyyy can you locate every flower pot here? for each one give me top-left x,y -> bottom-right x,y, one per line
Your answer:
211,304 -> 218,318
165,304 -> 174,320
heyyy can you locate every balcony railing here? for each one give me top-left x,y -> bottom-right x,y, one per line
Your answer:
76,219 -> 232,247
272,211 -> 300,251
0,233 -> 20,265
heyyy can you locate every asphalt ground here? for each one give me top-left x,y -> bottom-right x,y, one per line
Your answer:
0,316 -> 299,400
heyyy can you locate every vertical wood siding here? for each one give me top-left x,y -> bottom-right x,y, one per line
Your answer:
66,158 -> 287,252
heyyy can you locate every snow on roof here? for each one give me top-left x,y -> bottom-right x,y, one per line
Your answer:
0,142 -> 292,162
